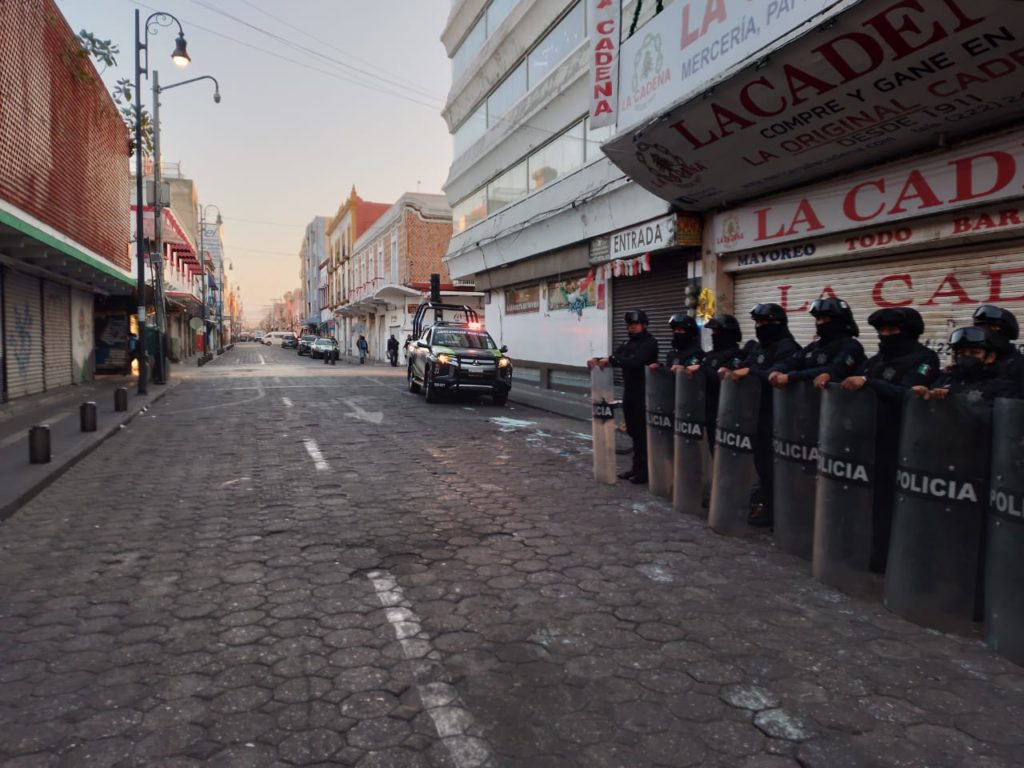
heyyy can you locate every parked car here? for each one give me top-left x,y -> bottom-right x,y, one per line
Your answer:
252,332 -> 264,344
298,335 -> 318,356
281,333 -> 298,349
311,338 -> 338,360
406,302 -> 511,405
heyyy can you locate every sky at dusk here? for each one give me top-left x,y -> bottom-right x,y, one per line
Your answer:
55,0 -> 454,324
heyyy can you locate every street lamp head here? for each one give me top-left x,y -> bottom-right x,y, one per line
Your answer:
171,33 -> 191,67
215,212 -> 223,225
213,88 -> 221,104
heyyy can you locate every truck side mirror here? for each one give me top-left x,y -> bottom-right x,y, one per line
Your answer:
417,340 -> 429,348
500,345 -> 508,353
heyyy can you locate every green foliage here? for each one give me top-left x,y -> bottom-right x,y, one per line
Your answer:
76,30 -> 153,156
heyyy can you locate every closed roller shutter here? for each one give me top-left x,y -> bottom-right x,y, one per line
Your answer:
612,250 -> 700,358
3,269 -> 44,399
43,281 -> 72,389
733,245 -> 1024,355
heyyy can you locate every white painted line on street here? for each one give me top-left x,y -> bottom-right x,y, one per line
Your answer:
303,438 -> 329,470
282,397 -> 293,408
0,411 -> 71,448
367,570 -> 492,768
160,380 -> 266,416
343,398 -> 383,425
258,354 -> 266,365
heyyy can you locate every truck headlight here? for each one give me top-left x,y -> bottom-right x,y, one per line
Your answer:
498,357 -> 511,368
437,354 -> 450,365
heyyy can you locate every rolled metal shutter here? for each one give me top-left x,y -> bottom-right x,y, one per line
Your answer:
733,245 -> 1024,354
43,281 -> 72,389
612,251 -> 700,357
3,269 -> 44,399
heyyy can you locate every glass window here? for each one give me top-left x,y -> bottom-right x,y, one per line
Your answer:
452,15 -> 486,81
487,161 -> 528,213
585,115 -> 615,161
433,330 -> 497,349
487,62 -> 526,128
527,3 -> 584,87
453,103 -> 487,157
528,121 -> 585,191
452,187 -> 488,234
486,0 -> 517,35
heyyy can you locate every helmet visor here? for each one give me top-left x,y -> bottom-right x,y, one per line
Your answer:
949,326 -> 988,347
809,298 -> 846,316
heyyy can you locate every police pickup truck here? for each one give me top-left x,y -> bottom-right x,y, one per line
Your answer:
406,302 -> 512,405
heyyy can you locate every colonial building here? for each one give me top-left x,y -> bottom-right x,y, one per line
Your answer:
299,216 -> 329,333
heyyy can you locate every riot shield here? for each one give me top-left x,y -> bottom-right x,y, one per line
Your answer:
673,368 -> 708,516
591,367 -> 617,485
813,386 -> 878,594
645,366 -> 675,499
985,398 -> 1024,665
708,376 -> 761,536
772,382 -> 822,560
884,394 -> 991,633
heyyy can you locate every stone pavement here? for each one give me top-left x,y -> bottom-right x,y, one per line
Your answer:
0,345 -> 1021,767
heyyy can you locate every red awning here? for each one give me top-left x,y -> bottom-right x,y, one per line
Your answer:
132,205 -> 198,266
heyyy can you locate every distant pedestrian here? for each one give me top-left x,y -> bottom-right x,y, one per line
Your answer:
357,335 -> 369,364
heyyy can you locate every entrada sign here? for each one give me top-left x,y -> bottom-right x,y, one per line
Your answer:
610,214 -> 678,258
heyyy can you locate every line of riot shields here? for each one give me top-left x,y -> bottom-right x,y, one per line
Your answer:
639,366 -> 1024,667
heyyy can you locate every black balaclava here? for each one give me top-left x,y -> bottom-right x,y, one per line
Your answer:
672,329 -> 697,350
878,332 -> 917,357
755,323 -> 790,346
955,351 -> 987,379
815,317 -> 848,343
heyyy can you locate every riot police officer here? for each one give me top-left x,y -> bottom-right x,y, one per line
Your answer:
972,304 -> 1023,396
728,304 -> 800,527
590,309 -> 659,483
656,313 -> 703,369
841,307 -> 939,572
689,314 -> 752,453
916,326 -> 1018,401
769,298 -> 865,390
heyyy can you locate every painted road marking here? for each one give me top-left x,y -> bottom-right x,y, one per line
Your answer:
367,570 -> 492,768
282,397 -> 293,408
343,398 -> 383,425
303,438 -> 329,470
0,412 -> 71,448
257,354 -> 266,365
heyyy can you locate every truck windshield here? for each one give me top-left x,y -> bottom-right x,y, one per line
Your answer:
432,330 -> 496,349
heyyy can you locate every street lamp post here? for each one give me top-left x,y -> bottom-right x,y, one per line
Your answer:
133,8 -> 190,395
151,71 -> 220,379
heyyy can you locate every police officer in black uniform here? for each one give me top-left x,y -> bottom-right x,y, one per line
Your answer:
916,326 -> 1018,401
727,304 -> 800,526
769,298 -> 866,391
657,313 -> 703,369
972,304 -> 1023,397
688,314 -> 752,454
840,307 -> 939,571
590,309 -> 659,484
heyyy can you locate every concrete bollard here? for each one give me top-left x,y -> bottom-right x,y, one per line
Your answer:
29,425 -> 51,464
80,401 -> 97,432
114,387 -> 128,412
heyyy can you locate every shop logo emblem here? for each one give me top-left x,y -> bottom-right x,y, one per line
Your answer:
634,141 -> 705,187
632,33 -> 664,91
717,213 -> 745,247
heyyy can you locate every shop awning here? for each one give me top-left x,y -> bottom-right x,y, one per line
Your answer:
601,0 -> 1024,210
131,205 -> 200,273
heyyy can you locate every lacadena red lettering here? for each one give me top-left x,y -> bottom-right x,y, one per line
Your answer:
872,274 -> 914,307
843,180 -> 887,221
888,170 -> 943,213
778,285 -> 809,314
949,151 -> 1017,203
985,267 -> 1024,303
681,0 -> 728,50
922,273 -> 975,305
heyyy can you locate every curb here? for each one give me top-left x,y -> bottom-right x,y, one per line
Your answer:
0,382 -> 179,522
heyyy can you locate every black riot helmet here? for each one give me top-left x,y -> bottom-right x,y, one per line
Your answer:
949,325 -> 999,353
706,314 -> 742,340
811,297 -> 859,337
868,307 -> 924,338
668,313 -> 696,332
973,304 -> 1019,340
624,309 -> 649,325
750,303 -> 787,323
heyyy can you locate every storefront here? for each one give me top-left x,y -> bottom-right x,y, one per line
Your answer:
604,213 -> 703,357
715,128 -> 1024,352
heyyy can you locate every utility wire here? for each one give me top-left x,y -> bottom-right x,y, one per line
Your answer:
233,0 -> 443,102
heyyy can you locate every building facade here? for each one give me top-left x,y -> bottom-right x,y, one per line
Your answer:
441,0 -> 697,390
299,216 -> 329,333
598,0 -> 1024,356
339,193 -> 471,360
0,0 -> 134,400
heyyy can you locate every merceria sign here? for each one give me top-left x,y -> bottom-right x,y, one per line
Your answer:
714,129 -> 1024,252
602,0 -> 1024,210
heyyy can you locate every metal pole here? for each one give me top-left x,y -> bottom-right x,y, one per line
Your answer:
134,8 -> 149,395
151,70 -> 167,384
200,213 -> 207,356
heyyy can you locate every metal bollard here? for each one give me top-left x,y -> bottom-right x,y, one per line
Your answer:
80,401 -> 97,432
114,387 -> 128,412
29,425 -> 51,464
331,349 -> 337,365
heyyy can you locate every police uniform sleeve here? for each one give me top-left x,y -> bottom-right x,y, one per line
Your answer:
866,348 -> 940,400
769,344 -> 805,375
612,335 -> 659,371
788,338 -> 865,383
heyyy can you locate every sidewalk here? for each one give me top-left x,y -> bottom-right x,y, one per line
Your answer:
0,368 -> 183,520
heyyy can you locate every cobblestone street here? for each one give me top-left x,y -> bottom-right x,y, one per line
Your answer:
0,347 -> 1021,767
